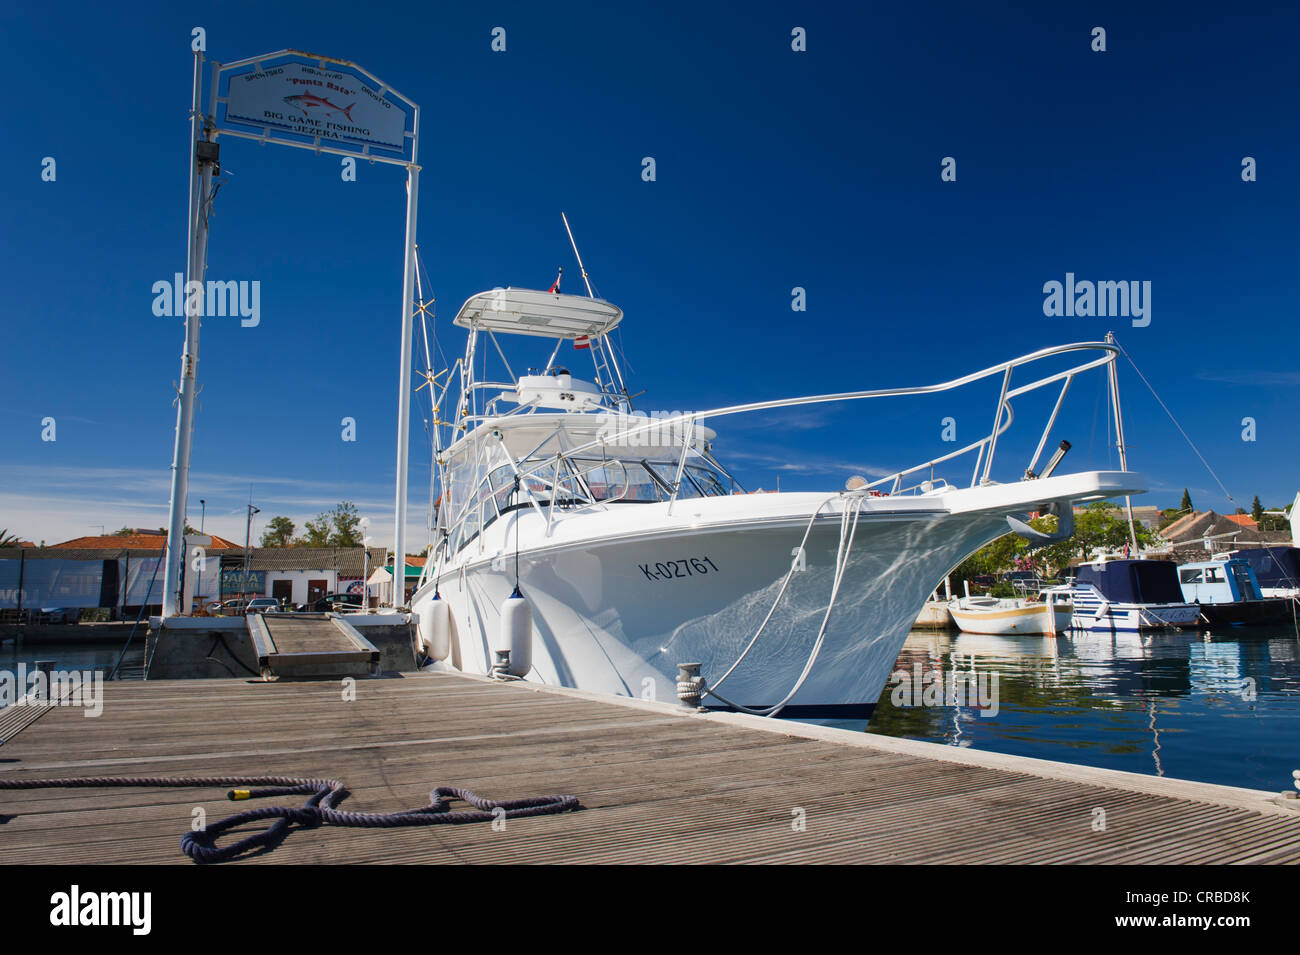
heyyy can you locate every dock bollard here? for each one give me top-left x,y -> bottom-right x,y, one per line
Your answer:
676,662 -> 706,710
491,650 -> 512,680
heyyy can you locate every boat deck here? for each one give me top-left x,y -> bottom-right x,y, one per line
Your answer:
1,672 -> 1298,864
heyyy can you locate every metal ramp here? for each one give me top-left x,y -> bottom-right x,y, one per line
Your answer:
247,613 -> 381,680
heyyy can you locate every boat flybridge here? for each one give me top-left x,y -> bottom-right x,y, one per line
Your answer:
410,286 -> 1146,718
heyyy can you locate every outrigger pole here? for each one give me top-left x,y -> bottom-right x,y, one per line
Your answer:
162,49 -> 218,617
1106,331 -> 1141,552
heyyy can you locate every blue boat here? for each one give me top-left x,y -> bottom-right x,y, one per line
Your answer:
1177,557 -> 1293,626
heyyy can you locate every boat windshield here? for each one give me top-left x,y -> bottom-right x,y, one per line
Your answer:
573,459 -> 729,502
444,455 -> 733,553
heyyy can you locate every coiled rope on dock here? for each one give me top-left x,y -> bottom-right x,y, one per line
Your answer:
0,775 -> 580,863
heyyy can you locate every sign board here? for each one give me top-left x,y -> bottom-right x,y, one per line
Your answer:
215,52 -> 415,162
220,569 -> 266,597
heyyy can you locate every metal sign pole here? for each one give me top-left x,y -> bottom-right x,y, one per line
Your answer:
391,132 -> 420,604
159,50 -> 419,616
162,51 -> 212,617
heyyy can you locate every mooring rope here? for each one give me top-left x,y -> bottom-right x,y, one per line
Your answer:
705,491 -> 868,718
706,492 -> 841,695
0,775 -> 580,863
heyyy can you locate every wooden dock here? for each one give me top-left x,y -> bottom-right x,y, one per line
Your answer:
1,672 -> 1298,864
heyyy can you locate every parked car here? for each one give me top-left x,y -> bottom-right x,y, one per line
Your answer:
245,597 -> 283,615
206,598 -> 246,616
36,606 -> 80,624
310,593 -> 363,613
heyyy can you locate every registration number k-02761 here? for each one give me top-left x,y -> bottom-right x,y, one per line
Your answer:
639,556 -> 719,581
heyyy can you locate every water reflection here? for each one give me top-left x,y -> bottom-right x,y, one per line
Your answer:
853,626 -> 1300,792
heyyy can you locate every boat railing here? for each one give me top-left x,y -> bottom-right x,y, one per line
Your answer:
554,340 -> 1118,505
437,340 -> 1122,549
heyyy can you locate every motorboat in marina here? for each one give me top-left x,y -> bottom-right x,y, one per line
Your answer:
1177,557 -> 1295,626
948,591 -> 1073,636
1048,556 -> 1200,632
407,284 -> 1145,718
1230,546 -> 1300,602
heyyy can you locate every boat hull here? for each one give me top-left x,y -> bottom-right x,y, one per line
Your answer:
418,506 -> 1012,717
949,603 -> 1073,636
1196,597 -> 1296,627
1068,600 -> 1201,632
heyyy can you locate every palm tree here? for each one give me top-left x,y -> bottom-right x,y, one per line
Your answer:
0,528 -> 25,547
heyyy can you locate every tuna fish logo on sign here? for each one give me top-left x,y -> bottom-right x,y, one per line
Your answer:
283,91 -> 356,121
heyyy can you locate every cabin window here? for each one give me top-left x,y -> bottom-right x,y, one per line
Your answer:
684,465 -> 727,497
1179,569 -> 1203,584
1204,567 -> 1224,583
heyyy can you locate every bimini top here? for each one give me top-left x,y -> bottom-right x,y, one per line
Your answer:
453,288 -> 623,339
1073,559 -> 1184,604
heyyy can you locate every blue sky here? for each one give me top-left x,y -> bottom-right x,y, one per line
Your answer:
1,1 -> 1297,548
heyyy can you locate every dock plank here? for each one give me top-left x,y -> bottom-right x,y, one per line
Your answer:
1,672 -> 1297,865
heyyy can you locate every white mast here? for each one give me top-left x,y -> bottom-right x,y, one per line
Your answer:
390,112 -> 421,607
162,51 -> 217,617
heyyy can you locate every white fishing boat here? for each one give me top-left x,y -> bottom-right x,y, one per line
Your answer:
948,592 -> 1073,636
407,274 -> 1144,719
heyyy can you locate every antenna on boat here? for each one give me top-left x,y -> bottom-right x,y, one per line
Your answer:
561,211 -> 595,298
1105,332 -> 1141,553
559,212 -> 633,411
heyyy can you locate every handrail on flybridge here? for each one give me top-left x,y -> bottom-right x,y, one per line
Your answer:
542,339 -> 1120,489
423,340 -> 1129,563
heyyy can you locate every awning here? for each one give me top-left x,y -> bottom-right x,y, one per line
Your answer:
453,288 -> 622,339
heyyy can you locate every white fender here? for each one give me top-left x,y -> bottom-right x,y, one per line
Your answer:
498,589 -> 533,677
419,595 -> 451,661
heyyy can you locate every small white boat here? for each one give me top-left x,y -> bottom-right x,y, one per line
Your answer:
948,593 -> 1073,636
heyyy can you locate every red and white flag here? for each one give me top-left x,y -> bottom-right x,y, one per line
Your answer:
548,267 -> 562,294
573,335 -> 590,350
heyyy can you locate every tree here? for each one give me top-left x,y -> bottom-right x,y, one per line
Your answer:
260,516 -> 296,547
0,529 -> 23,547
1251,495 -> 1263,523
294,502 -> 363,547
1259,505 -> 1291,533
951,502 -> 1154,587
1157,507 -> 1184,531
326,501 -> 362,547
1180,488 -> 1193,513
298,515 -> 332,547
